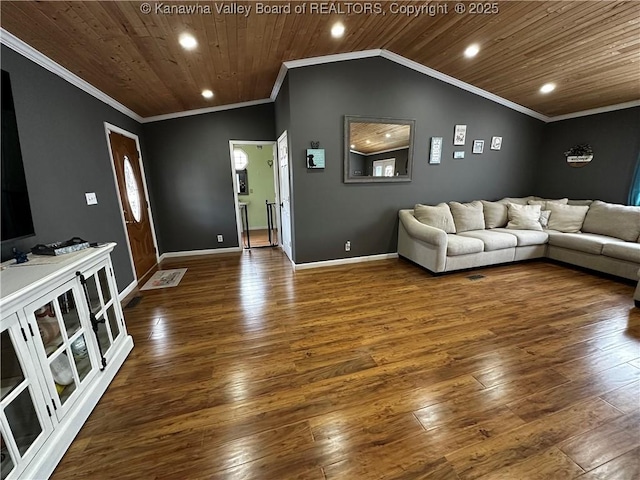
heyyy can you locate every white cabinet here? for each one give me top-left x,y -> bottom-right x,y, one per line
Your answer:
0,244 -> 133,479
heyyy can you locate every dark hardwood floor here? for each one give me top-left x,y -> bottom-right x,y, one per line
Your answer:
52,249 -> 640,479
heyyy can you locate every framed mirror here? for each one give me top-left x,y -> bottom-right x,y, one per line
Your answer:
344,116 -> 415,183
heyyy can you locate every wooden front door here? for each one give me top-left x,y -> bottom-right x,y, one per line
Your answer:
108,131 -> 157,279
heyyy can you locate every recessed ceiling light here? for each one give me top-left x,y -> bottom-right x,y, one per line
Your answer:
366,140 -> 371,144
202,89 -> 214,99
331,22 -> 345,38
385,133 -> 391,138
464,44 -> 480,58
350,144 -> 355,149
540,83 -> 556,94
179,33 -> 198,50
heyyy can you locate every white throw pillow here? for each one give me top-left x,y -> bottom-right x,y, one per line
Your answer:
414,203 -> 456,233
481,200 -> 508,229
506,203 -> 542,231
547,203 -> 590,233
449,201 -> 485,232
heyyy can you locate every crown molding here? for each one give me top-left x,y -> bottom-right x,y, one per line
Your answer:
0,28 -> 143,122
547,100 -> 640,122
141,98 -> 273,123
271,49 -> 382,101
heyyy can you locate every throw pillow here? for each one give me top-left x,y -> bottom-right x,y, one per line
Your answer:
582,200 -> 640,242
481,200 -> 508,228
528,198 -> 569,210
546,203 -> 589,233
449,201 -> 485,233
498,196 -> 535,205
506,203 -> 542,231
414,203 -> 456,233
539,210 -> 551,228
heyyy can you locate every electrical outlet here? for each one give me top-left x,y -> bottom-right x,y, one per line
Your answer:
217,235 -> 224,243
85,192 -> 98,205
345,241 -> 351,252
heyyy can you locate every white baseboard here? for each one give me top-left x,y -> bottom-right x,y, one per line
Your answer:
118,279 -> 137,302
159,246 -> 242,262
294,253 -> 398,270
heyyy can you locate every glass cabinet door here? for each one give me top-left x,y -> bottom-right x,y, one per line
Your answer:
81,262 -> 125,362
26,281 -> 97,420
1,313 -> 53,480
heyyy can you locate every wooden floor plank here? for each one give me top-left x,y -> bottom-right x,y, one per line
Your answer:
50,252 -> 638,479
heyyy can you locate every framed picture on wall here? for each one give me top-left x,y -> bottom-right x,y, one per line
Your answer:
454,125 -> 467,145
491,136 -> 503,150
429,137 -> 443,164
453,151 -> 465,159
472,140 -> 484,154
306,149 -> 325,169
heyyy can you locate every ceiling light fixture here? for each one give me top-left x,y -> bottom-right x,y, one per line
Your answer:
464,44 -> 480,58
350,144 -> 355,149
385,133 -> 391,138
540,83 -> 556,94
331,22 -> 345,38
179,33 -> 198,50
202,89 -> 214,99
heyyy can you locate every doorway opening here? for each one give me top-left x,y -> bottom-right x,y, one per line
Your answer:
229,141 -> 279,249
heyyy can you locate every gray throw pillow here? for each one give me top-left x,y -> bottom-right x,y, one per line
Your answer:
449,201 -> 485,232
481,200 -> 508,229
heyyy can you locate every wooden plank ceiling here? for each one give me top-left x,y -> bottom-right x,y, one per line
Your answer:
350,122 -> 411,154
1,1 -> 639,118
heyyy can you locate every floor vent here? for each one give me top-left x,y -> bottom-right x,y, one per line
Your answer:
124,296 -> 143,309
467,274 -> 485,281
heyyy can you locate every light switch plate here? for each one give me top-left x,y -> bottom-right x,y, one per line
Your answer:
85,192 -> 98,205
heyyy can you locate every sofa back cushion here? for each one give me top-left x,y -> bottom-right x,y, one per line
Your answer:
481,201 -> 508,228
547,203 -> 590,233
499,196 -> 536,205
506,203 -> 542,231
414,203 -> 456,233
449,201 -> 485,232
582,200 -> 640,242
528,198 -> 569,210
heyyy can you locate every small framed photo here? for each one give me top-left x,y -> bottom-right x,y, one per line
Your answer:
472,140 -> 484,154
454,125 -> 467,146
453,151 -> 465,159
306,149 -> 325,169
491,136 -> 502,150
429,137 -> 443,164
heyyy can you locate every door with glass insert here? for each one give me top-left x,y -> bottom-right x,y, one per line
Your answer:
1,313 -> 53,480
25,281 -> 98,420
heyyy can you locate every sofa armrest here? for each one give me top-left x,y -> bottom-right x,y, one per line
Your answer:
399,209 -> 447,247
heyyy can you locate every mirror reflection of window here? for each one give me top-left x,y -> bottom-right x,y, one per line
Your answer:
234,148 -> 248,170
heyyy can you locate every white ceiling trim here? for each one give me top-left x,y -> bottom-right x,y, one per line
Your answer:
142,98 -> 273,123
0,28 -> 143,123
547,100 -> 640,122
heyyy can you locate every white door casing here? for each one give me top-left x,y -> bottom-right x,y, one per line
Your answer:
277,131 -> 293,262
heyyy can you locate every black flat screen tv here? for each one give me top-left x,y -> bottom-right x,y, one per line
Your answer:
1,69 -> 35,242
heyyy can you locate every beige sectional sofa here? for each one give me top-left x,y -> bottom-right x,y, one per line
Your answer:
398,196 -> 640,304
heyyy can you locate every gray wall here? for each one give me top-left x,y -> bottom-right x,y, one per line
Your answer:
1,46 -> 141,291
535,107 -> 640,204
282,57 -> 545,264
141,104 -> 276,254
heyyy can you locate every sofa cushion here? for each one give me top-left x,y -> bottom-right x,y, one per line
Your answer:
539,210 -> 551,228
449,201 -> 485,232
601,243 -> 640,263
481,201 -> 508,228
458,230 -> 517,251
446,234 -> 484,256
493,228 -> 549,246
506,203 -> 542,231
582,200 -> 640,242
547,204 -> 590,233
547,231 -> 620,255
567,199 -> 593,206
414,203 -> 456,233
528,198 -> 569,209
499,196 -> 536,205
